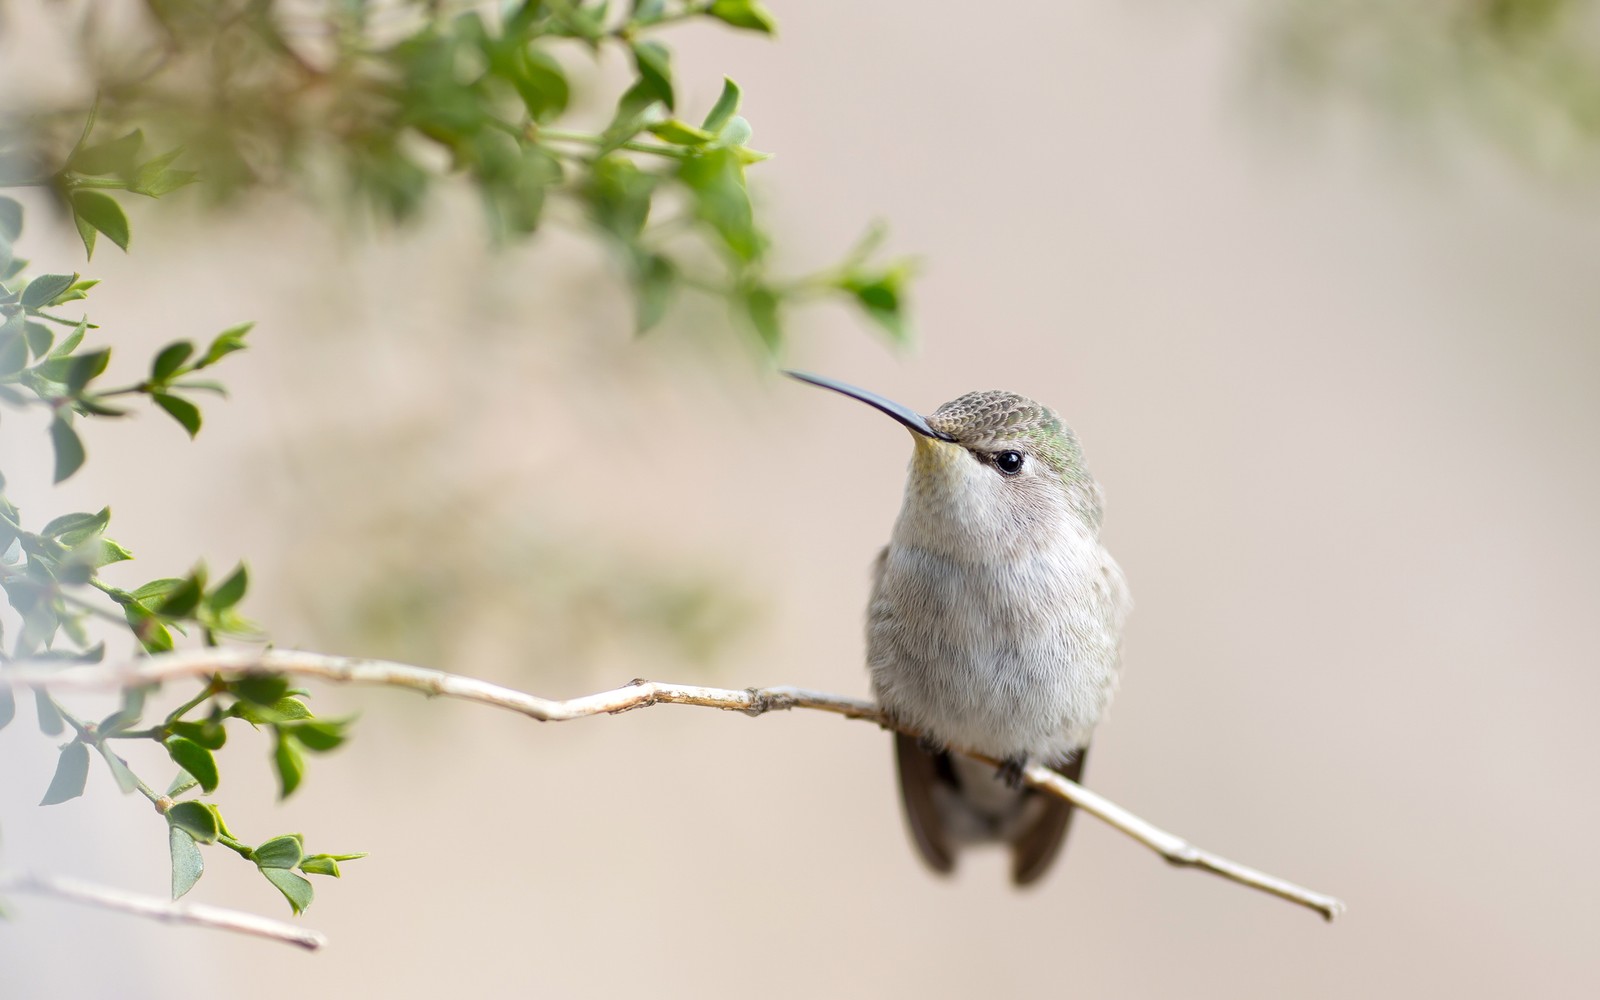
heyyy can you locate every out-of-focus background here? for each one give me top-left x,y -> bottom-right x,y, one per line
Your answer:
4,1 -> 1600,997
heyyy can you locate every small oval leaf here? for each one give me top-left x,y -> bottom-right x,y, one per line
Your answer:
40,742 -> 91,805
69,191 -> 131,253
253,834 -> 305,870
166,801 -> 220,843
164,735 -> 219,793
169,826 -> 205,899
260,866 -> 314,914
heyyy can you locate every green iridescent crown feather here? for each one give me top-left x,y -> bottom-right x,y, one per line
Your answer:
926,389 -> 1102,525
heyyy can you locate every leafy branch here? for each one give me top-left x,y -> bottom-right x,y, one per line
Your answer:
14,0 -> 912,348
2,121 -> 360,915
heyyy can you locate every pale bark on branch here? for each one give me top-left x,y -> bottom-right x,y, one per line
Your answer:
0,872 -> 327,950
4,649 -> 1347,922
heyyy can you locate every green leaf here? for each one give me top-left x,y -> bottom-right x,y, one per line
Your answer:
708,0 -> 777,33
57,278 -> 98,304
70,191 -> 131,254
0,324 -> 27,377
0,687 -> 15,731
630,40 -> 675,111
260,867 -> 314,915
150,341 -> 193,382
253,834 -> 305,869
208,564 -> 248,611
24,321 -> 52,358
34,690 -> 65,735
514,48 -> 570,123
194,323 -> 251,369
232,694 -> 314,725
273,731 -> 305,799
166,801 -> 220,843
169,826 -> 205,900
49,418 -> 85,483
70,129 -> 144,176
838,263 -> 914,343
647,120 -> 714,146
41,508 -> 110,544
74,208 -> 98,258
0,196 -> 21,242
702,77 -> 741,133
634,252 -> 677,334
65,348 -> 111,394
130,577 -> 184,604
131,149 -> 198,197
97,744 -> 142,794
738,284 -> 782,353
167,768 -> 199,796
283,718 -> 350,752
164,736 -> 219,793
124,604 -> 175,653
297,854 -> 342,878
155,572 -> 204,618
21,274 -> 75,310
98,684 -> 147,733
678,148 -> 761,261
603,79 -> 662,150
586,156 -> 658,239
50,319 -> 88,358
232,674 -> 289,706
40,742 -> 91,805
153,393 -> 201,438
169,718 -> 228,751
267,697 -> 312,721
82,536 -> 134,567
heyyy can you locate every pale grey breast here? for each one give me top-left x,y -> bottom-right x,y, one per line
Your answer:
867,537 -> 1129,763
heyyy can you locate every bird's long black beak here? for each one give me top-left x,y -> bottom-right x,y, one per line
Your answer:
783,370 -> 955,441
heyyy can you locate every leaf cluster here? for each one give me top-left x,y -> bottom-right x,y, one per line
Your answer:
2,123 -> 359,914
12,0 -> 912,349
7,672 -> 362,914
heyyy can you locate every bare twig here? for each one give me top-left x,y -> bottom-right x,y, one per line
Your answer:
3,650 -> 1346,921
0,872 -> 327,950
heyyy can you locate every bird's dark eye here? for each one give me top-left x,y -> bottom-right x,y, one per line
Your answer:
994,450 -> 1025,475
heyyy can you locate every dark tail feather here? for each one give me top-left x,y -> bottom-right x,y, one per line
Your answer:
1009,745 -> 1088,886
893,732 -> 955,874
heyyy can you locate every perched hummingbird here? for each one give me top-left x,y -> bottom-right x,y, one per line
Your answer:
787,371 -> 1131,885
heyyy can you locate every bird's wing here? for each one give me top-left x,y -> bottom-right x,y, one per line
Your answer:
894,731 -> 956,874
1009,746 -> 1088,885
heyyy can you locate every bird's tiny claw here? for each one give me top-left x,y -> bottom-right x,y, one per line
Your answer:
996,756 -> 1028,790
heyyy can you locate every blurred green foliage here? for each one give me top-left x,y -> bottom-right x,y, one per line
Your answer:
9,0 -> 911,344
1265,0 -> 1600,168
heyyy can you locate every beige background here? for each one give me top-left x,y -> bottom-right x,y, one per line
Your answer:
4,2 -> 1600,997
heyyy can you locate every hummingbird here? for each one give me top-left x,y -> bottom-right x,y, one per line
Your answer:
786,371 -> 1131,885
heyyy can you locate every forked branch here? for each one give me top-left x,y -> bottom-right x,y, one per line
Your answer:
5,649 -> 1346,922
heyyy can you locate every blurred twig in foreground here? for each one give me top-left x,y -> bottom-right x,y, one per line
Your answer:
0,871 -> 328,950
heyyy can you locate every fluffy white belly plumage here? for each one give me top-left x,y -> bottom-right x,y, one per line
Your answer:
867,538 -> 1127,764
